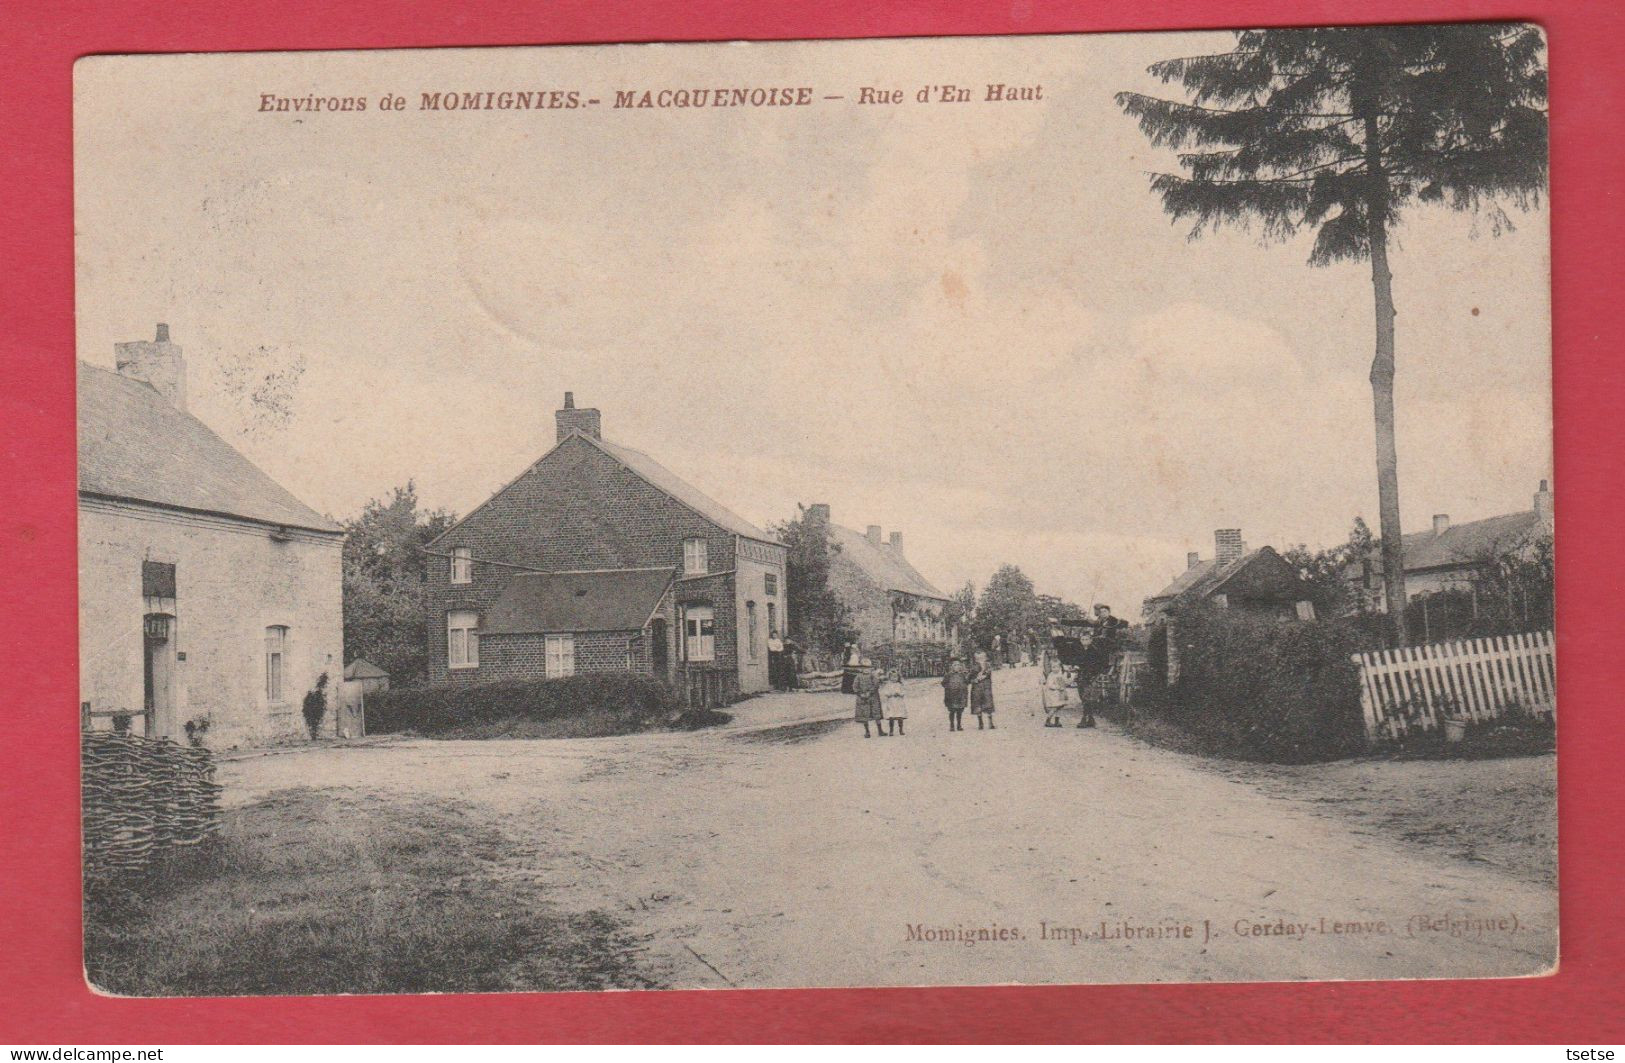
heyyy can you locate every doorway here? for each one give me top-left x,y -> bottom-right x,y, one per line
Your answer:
650,618 -> 669,678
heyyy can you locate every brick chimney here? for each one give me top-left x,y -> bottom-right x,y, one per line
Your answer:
1214,528 -> 1244,567
115,323 -> 187,411
866,525 -> 883,547
555,391 -> 602,442
1534,479 -> 1553,522
1187,551 -> 1201,569
889,531 -> 904,554
1433,513 -> 1451,536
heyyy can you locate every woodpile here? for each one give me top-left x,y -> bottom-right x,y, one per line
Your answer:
81,731 -> 221,883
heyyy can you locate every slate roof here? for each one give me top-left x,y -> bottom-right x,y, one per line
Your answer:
78,362 -> 340,533
1344,509 -> 1547,579
481,567 -> 675,635
829,523 -> 947,601
592,436 -> 777,544
1144,546 -> 1299,612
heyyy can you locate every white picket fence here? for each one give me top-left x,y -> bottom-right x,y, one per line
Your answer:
1353,630 -> 1556,740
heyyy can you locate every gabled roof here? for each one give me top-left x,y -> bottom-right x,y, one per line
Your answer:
593,436 -> 776,544
1342,509 -> 1548,580
1144,546 -> 1302,611
481,567 -> 675,635
426,430 -> 778,553
829,523 -> 947,601
344,658 -> 390,680
78,362 -> 339,533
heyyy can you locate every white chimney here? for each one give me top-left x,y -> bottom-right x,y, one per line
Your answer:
1187,551 -> 1201,569
1433,514 -> 1450,536
866,525 -> 883,547
889,531 -> 904,554
115,323 -> 187,411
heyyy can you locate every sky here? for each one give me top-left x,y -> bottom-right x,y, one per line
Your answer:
74,32 -> 1552,614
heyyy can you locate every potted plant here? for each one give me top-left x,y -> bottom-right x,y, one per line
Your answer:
1438,695 -> 1469,744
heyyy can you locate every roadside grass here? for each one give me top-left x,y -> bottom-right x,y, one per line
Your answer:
84,787 -> 655,996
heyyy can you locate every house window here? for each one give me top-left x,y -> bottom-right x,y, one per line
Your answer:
683,537 -> 708,576
747,601 -> 759,660
545,634 -> 575,678
767,601 -> 778,638
684,605 -> 716,662
451,547 -> 473,584
764,573 -> 778,597
448,610 -> 479,669
265,625 -> 288,704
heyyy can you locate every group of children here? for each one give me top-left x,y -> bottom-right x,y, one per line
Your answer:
852,650 -> 1099,736
852,651 -> 999,736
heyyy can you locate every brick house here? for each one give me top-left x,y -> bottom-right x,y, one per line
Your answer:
805,504 -> 952,651
423,394 -> 788,701
78,325 -> 344,747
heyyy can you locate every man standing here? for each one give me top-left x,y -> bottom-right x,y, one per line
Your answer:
1078,604 -> 1128,728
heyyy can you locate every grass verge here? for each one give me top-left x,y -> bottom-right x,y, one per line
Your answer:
85,787 -> 654,995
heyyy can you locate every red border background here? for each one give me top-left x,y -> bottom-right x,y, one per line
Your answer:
2,0 -> 1621,1044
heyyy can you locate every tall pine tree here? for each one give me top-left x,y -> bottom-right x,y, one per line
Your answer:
1119,25 -> 1547,641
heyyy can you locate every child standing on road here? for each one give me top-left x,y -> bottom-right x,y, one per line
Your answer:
853,660 -> 884,738
881,668 -> 908,736
942,657 -> 969,731
1042,666 -> 1070,728
969,651 -> 997,730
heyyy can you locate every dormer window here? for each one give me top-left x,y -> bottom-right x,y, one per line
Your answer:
683,537 -> 708,576
451,547 -> 473,584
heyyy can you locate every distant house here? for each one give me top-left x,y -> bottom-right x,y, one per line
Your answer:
806,504 -> 952,650
423,394 -> 787,703
1343,481 -> 1555,611
1142,529 -> 1315,624
1141,529 -> 1315,684
78,325 -> 344,747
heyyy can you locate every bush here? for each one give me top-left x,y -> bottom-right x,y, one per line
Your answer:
366,672 -> 682,738
1136,605 -> 1388,762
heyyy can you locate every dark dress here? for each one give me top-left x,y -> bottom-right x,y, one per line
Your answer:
969,667 -> 995,715
942,667 -> 969,711
852,670 -> 883,721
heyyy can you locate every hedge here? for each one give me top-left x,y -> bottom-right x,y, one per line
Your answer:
366,672 -> 683,736
1136,605 -> 1389,762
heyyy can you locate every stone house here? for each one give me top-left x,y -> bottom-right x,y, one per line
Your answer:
806,504 -> 952,651
423,394 -> 787,703
78,325 -> 344,747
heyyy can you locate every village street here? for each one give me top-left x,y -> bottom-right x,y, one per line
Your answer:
220,667 -> 1556,990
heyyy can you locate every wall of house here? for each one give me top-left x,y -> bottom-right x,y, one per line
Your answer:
426,437 -> 766,688
476,629 -> 648,680
78,498 -> 343,748
827,551 -> 894,649
732,539 -> 787,694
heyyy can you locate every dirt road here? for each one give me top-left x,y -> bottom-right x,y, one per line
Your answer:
221,666 -> 1556,989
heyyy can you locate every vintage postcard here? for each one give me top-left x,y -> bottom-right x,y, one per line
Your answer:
74,27 -> 1554,994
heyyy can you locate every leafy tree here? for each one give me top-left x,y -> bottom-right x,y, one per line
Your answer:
341,482 -> 455,687
772,505 -> 855,659
1119,25 -> 1547,642
972,564 -> 1044,660
945,581 -> 977,655
1283,516 -> 1375,618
